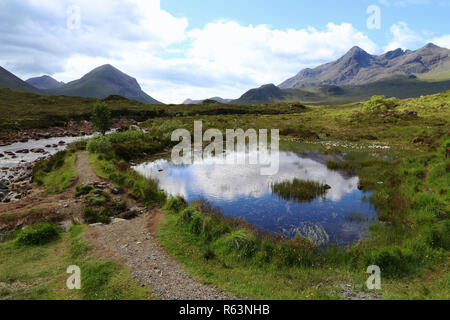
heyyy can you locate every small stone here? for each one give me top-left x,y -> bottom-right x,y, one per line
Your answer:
89,223 -> 103,227
112,218 -> 127,224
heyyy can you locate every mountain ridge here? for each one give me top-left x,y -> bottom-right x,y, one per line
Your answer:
0,66 -> 41,94
279,43 -> 450,89
26,75 -> 64,90
183,97 -> 232,104
46,64 -> 162,104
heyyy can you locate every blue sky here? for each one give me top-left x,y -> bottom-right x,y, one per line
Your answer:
162,0 -> 449,50
0,0 -> 449,103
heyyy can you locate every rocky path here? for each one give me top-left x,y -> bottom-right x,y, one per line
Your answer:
86,213 -> 234,300
74,151 -> 234,300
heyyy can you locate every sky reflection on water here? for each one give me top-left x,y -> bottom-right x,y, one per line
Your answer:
134,150 -> 377,245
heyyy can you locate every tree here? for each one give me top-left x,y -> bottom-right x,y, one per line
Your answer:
91,102 -> 113,135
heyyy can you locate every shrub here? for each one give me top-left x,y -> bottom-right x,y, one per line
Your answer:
69,139 -> 87,151
179,207 -> 198,224
75,185 -> 94,197
221,229 -> 258,258
165,196 -> 188,214
425,221 -> 450,250
189,213 -> 204,235
201,215 -> 230,241
83,207 -> 110,224
364,247 -> 413,278
279,235 -> 316,267
15,223 -> 60,246
87,135 -> 112,154
362,95 -> 399,113
108,130 -> 145,144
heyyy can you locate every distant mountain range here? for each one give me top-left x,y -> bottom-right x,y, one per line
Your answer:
0,64 -> 162,104
0,66 -> 40,94
233,43 -> 450,105
279,43 -> 450,88
1,43 -> 449,106
26,75 -> 64,90
183,97 -> 232,104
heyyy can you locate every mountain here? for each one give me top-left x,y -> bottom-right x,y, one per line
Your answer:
46,64 -> 162,104
279,43 -> 450,89
183,97 -> 232,104
232,84 -> 286,105
0,66 -> 40,93
26,75 -> 64,90
233,78 -> 450,105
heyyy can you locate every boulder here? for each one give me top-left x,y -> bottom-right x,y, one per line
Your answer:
31,148 -> 45,153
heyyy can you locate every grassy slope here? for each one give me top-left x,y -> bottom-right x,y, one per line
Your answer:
35,152 -> 77,194
0,88 -> 307,131
156,92 -> 449,300
0,67 -> 41,94
0,225 -> 153,300
235,79 -> 450,105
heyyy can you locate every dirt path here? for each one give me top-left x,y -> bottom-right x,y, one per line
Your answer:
75,151 -> 103,185
72,151 -> 234,300
86,213 -> 234,300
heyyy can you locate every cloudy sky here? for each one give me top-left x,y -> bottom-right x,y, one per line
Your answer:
0,0 -> 449,103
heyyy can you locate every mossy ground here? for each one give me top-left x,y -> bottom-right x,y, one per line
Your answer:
0,224 -> 154,300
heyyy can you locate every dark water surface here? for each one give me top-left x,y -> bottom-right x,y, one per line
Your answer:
133,149 -> 377,245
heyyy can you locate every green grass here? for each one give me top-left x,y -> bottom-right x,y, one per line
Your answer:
3,89 -> 448,300
0,224 -> 154,300
88,153 -> 166,207
0,88 -> 308,131
271,179 -> 331,203
32,151 -> 77,194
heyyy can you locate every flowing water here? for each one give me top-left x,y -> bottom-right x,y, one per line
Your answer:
133,148 -> 378,245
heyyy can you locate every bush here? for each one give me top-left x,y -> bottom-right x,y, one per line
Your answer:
425,221 -> 450,250
201,215 -> 230,241
165,196 -> 188,214
362,95 -> 399,113
15,223 -> 60,246
75,185 -> 94,197
364,247 -> 413,278
87,135 -> 112,154
189,213 -> 204,235
179,207 -> 198,224
278,235 -> 316,267
83,207 -> 110,224
69,139 -> 87,151
221,229 -> 258,258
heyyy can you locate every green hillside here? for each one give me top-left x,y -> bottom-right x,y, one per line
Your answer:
234,78 -> 450,105
0,66 -> 40,94
46,65 -> 162,105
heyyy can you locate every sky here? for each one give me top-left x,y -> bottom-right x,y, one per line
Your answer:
0,0 -> 449,103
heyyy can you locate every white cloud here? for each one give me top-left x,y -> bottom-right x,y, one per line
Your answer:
429,34 -> 450,49
384,22 -> 423,51
0,0 -> 382,103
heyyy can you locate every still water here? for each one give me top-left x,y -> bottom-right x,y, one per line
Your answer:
133,149 -> 378,245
